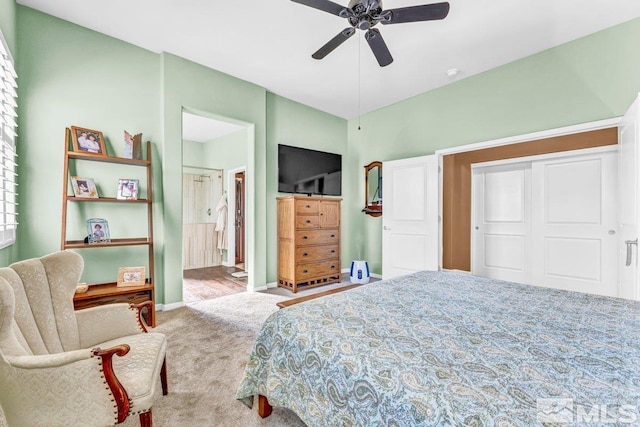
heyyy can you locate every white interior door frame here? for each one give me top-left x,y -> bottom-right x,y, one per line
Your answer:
618,94 -> 640,300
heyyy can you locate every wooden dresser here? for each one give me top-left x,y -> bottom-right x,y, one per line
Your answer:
277,195 -> 341,293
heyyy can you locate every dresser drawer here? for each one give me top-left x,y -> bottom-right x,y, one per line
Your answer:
295,199 -> 319,214
296,229 -> 339,246
296,261 -> 340,280
296,245 -> 339,263
296,215 -> 319,229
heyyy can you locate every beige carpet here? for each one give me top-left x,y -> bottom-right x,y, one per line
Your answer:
125,291 -> 307,427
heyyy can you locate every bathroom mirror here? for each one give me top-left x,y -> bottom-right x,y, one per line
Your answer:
362,161 -> 382,217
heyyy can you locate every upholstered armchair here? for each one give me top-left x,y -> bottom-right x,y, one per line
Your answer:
0,251 -> 167,426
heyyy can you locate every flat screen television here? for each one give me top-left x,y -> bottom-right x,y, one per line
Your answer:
278,144 -> 342,196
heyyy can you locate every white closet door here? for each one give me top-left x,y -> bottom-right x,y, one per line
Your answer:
472,163 -> 532,284
531,151 -> 618,296
382,155 -> 438,279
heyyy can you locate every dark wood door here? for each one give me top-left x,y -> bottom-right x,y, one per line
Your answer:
235,172 -> 245,265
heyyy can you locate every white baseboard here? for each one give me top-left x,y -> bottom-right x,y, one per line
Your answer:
266,281 -> 277,289
371,273 -> 382,279
157,301 -> 185,311
248,284 -> 268,292
222,261 -> 235,267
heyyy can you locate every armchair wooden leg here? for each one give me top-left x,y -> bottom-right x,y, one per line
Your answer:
258,395 -> 272,418
139,410 -> 152,427
160,356 -> 168,395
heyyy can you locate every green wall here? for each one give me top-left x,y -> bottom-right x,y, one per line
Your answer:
0,0 -> 15,55
16,6 -> 161,286
182,140 -> 205,167
266,93 -> 349,282
204,129 -> 249,192
0,0 -> 16,267
348,17 -> 640,274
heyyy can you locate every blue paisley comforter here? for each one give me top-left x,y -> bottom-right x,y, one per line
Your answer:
236,271 -> 640,426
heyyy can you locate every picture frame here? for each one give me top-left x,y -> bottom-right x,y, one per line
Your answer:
117,266 -> 146,287
117,178 -> 139,200
71,176 -> 99,198
86,218 -> 110,244
71,126 -> 107,156
124,131 -> 142,160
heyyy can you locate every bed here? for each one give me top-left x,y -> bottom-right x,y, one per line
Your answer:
236,271 -> 640,425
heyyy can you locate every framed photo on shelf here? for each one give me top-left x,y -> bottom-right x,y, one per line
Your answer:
70,126 -> 107,156
71,176 -> 99,198
117,179 -> 139,200
86,218 -> 110,244
117,266 -> 146,287
124,131 -> 142,160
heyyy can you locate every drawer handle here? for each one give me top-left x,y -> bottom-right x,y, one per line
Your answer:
305,220 -> 311,224
330,265 -> 336,269
331,250 -> 336,253
303,252 -> 308,256
305,205 -> 311,208
331,234 -> 336,238
303,269 -> 308,273
303,236 -> 308,240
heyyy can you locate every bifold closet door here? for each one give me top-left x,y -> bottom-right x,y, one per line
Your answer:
531,152 -> 618,296
471,164 -> 532,284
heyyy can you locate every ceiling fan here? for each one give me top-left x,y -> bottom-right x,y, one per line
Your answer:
292,0 -> 450,67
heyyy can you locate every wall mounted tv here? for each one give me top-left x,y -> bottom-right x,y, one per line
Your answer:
278,144 -> 342,196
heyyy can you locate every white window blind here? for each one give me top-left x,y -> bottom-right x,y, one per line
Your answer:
0,32 -> 17,249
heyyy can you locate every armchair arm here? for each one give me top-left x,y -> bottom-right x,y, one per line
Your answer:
93,344 -> 131,424
1,346 -> 130,426
76,302 -> 147,348
131,300 -> 153,332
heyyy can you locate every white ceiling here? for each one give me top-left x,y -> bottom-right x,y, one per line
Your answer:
182,112 -> 245,142
17,0 -> 640,119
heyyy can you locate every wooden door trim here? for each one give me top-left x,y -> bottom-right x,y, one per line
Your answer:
235,172 -> 245,265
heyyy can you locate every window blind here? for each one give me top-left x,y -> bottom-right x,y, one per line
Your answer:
0,32 -> 18,249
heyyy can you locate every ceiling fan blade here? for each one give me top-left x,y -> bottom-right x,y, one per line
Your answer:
291,0 -> 347,16
380,2 -> 450,25
365,29 -> 393,67
312,28 -> 356,60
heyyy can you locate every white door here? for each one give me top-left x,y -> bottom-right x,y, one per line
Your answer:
531,151 -> 618,296
382,155 -> 439,279
472,163 -> 532,284
618,95 -> 640,300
